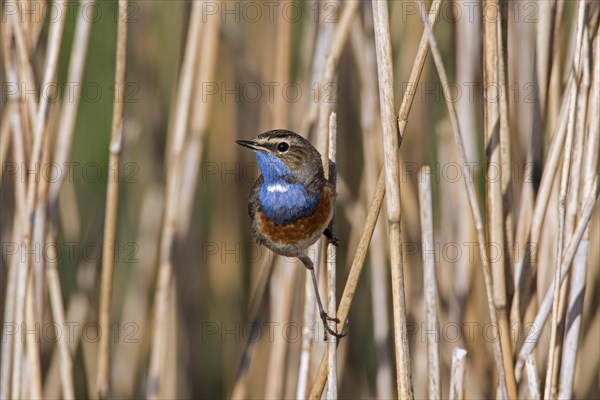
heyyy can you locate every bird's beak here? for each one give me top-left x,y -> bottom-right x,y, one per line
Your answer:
235,140 -> 271,153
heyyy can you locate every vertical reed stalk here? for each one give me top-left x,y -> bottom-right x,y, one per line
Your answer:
296,6 -> 338,396
496,1 -> 514,271
326,112 -> 338,399
418,166 -> 440,400
482,1 -> 516,397
25,272 -> 41,398
544,3 -> 586,398
397,0 -> 443,137
371,1 -> 413,397
352,19 -> 393,398
0,103 -> 13,182
510,69 -> 575,332
551,23 -> 590,397
42,3 -> 95,397
96,1 -> 128,397
525,355 -> 540,400
45,229 -> 74,399
417,1 -> 510,396
308,170 -> 386,400
1,19 -> 20,398
558,20 -> 599,397
264,6 -> 294,398
148,3 -> 202,397
300,0 -> 358,136
8,1 -> 68,397
449,348 -> 467,400
310,3 -> 443,397
515,176 -> 599,378
48,0 -> 96,210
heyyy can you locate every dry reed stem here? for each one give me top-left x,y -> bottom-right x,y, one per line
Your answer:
455,0 -> 479,164
536,0 -> 554,110
309,170 -> 385,400
371,1 -> 413,397
110,189 -> 162,396
418,166 -> 440,400
9,2 -> 68,397
416,1 -> 510,396
2,24 -> 22,379
24,272 -> 41,398
310,3 -> 443,397
449,348 -> 467,400
300,0 -> 358,136
0,102 -> 13,181
297,260 -> 317,399
525,354 -> 540,400
482,1 -> 516,397
0,223 -> 20,400
547,0 -> 566,134
265,259 -> 297,399
263,7 -> 295,398
1,92 -> 24,400
272,1 -> 292,128
148,3 -> 203,398
496,1 -> 514,270
544,3 -> 586,398
1,12 -> 12,74
177,10 -> 219,235
296,10 -> 338,394
397,0 -> 443,135
8,85 -> 29,400
96,1 -> 128,397
9,7 -> 39,135
231,256 -> 275,399
300,4 -> 349,396
558,20 -> 599,397
515,175 -> 599,379
43,262 -> 92,399
2,9 -> 33,162
45,229 -> 74,399
42,6 -> 94,394
317,55 -> 335,167
326,112 -> 338,399
296,6 -> 339,392
27,105 -> 56,399
511,70 -> 574,329
18,0 -> 44,49
511,0 -> 566,330
521,2 -> 554,254
48,0 -> 96,211
554,23 -> 592,398
351,18 -> 393,399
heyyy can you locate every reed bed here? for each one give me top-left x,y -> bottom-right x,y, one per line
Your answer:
1,1 -> 598,399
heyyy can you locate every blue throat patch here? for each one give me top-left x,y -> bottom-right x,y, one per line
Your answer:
254,151 -> 320,225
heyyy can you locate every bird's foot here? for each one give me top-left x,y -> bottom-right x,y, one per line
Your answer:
320,310 -> 348,340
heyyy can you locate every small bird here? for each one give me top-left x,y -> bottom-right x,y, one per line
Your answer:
236,129 -> 346,339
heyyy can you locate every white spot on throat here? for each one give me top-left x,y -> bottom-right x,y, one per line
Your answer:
267,183 -> 289,193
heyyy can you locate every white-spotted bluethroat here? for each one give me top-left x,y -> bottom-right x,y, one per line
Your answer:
236,129 -> 346,339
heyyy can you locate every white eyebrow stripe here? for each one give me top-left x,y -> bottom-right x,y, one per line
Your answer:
267,183 -> 289,193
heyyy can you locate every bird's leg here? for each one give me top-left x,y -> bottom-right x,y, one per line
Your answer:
323,228 -> 339,247
298,254 -> 347,340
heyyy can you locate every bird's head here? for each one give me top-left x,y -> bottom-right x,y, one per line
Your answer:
236,130 -> 324,186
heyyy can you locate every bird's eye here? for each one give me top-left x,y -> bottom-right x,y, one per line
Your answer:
277,142 -> 289,152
